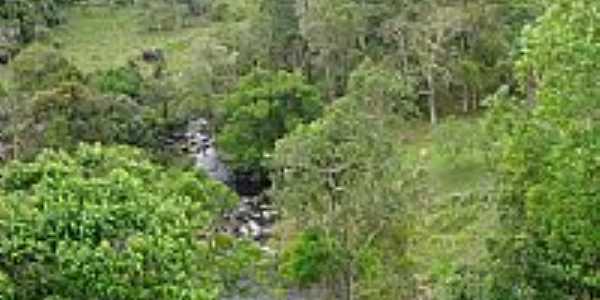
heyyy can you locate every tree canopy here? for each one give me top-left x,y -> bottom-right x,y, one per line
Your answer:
0,144 -> 258,300
1,1 -> 599,299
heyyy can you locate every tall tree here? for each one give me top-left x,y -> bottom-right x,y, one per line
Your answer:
299,0 -> 367,98
261,0 -> 303,70
489,1 -> 600,298
273,96 -> 410,300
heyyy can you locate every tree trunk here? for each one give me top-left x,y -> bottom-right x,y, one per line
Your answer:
526,67 -> 537,108
11,132 -> 18,160
163,100 -> 169,120
428,32 -> 439,126
462,85 -> 469,113
427,69 -> 437,125
401,35 -> 409,75
346,266 -> 355,300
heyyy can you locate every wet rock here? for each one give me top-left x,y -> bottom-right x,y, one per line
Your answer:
247,220 -> 261,239
195,147 -> 230,183
260,227 -> 273,240
183,119 -> 279,244
239,224 -> 250,237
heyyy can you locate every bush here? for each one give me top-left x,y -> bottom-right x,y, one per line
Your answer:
0,0 -> 67,44
138,0 -> 185,31
346,58 -> 419,120
10,43 -> 81,92
90,65 -> 143,97
280,228 -> 344,286
3,82 -> 166,159
0,144 -> 258,300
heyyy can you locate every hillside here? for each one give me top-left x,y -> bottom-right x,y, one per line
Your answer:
48,6 -> 212,74
1,1 -> 598,300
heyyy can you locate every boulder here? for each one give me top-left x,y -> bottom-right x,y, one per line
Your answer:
142,48 -> 164,63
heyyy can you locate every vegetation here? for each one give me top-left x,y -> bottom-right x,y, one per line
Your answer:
0,144 -> 257,300
0,0 -> 598,299
217,70 -> 322,171
273,97 -> 408,299
488,1 -> 600,298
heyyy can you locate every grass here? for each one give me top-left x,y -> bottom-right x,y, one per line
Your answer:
0,65 -> 10,89
397,118 -> 500,294
47,5 -> 212,75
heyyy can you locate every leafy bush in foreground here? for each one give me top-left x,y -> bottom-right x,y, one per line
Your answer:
0,144 -> 258,300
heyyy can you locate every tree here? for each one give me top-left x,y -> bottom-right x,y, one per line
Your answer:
389,1 -> 467,125
488,1 -> 600,299
346,58 -> 418,121
138,0 -> 182,31
216,69 -> 322,172
260,0 -> 303,70
299,0 -> 368,98
178,35 -> 240,123
0,0 -> 65,44
378,0 -> 531,123
0,144 -> 259,300
272,97 -> 409,300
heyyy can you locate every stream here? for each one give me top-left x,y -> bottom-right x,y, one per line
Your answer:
182,119 -> 277,243
178,119 -> 325,300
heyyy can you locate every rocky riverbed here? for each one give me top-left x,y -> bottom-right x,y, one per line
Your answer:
174,119 -> 325,300
175,119 -> 278,244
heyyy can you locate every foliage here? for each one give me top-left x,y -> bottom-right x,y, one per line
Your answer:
217,69 -> 322,171
207,0 -> 256,22
346,58 -> 419,121
260,0 -> 302,70
0,144 -> 261,300
0,0 -> 67,44
90,64 -> 143,97
139,76 -> 182,122
0,81 -> 6,97
4,1 -> 598,300
10,43 -> 81,92
271,98 -> 408,299
137,0 -> 185,31
177,35 -> 240,121
280,228 -> 344,286
488,1 -> 600,299
1,82 -> 163,159
299,0 -> 367,97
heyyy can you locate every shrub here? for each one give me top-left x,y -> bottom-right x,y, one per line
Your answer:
10,43 -> 81,92
280,228 -> 344,286
0,144 -> 257,300
90,65 -> 143,97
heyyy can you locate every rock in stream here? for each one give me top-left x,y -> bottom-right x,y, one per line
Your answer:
178,119 -> 322,300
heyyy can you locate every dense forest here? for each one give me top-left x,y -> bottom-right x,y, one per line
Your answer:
0,0 -> 598,299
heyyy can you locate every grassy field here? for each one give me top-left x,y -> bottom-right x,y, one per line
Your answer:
48,6 -> 212,75
399,118 -> 499,294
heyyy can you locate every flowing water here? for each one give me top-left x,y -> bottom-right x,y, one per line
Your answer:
183,119 -> 324,300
